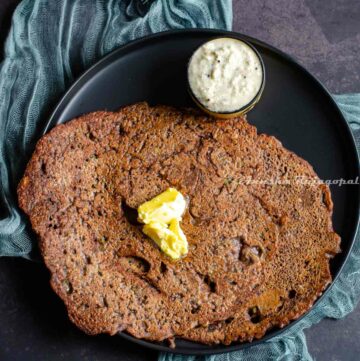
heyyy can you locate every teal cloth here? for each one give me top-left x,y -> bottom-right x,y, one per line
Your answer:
0,1 -> 358,360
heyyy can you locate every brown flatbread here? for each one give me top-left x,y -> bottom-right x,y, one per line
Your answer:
18,103 -> 340,344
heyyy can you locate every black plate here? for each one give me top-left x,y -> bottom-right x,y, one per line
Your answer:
45,29 -> 360,355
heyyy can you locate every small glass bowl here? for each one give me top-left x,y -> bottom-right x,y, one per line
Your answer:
187,37 -> 266,119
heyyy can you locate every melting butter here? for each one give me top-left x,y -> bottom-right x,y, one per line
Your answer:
138,188 -> 188,260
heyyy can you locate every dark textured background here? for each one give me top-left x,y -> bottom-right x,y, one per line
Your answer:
0,1 -> 359,360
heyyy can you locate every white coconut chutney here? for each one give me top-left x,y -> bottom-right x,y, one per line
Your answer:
188,38 -> 263,113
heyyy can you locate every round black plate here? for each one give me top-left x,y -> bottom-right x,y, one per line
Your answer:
45,29 -> 360,355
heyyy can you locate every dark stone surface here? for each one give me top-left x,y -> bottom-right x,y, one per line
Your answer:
306,313 -> 360,361
0,1 -> 359,361
233,0 -> 360,93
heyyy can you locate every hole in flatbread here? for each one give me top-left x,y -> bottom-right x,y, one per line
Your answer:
225,317 -> 234,324
191,302 -> 201,314
88,132 -> 96,141
119,256 -> 150,274
204,275 -> 216,293
119,125 -> 127,136
40,162 -> 47,174
121,200 -> 140,225
241,245 -> 263,264
321,186 -> 332,210
248,306 -> 262,324
160,262 -> 167,274
208,323 -> 219,332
